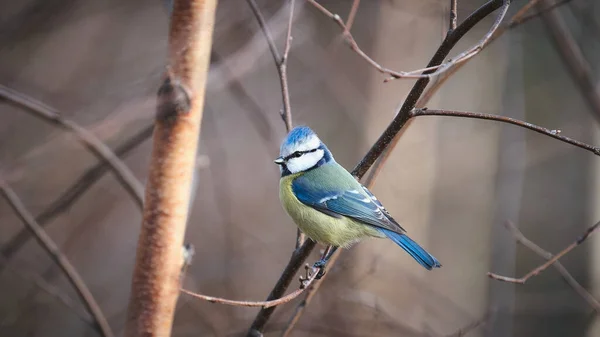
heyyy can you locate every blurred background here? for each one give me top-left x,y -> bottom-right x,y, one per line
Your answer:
2,0 -> 600,336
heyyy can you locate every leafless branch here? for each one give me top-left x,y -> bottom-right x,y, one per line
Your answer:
307,0 -> 510,82
247,0 -> 305,248
538,0 -> 600,124
0,254 -> 96,330
501,221 -> 600,312
488,220 -> 600,284
0,124 -> 154,266
181,265 -> 320,308
345,0 -> 361,33
450,0 -> 458,31
0,180 -> 114,337
410,109 -> 600,156
0,85 -> 144,209
124,0 -> 217,335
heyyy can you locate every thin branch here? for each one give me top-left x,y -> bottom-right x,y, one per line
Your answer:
488,220 -> 600,284
181,265 -> 319,308
538,0 -> 600,124
410,108 -> 600,156
307,0 -> 510,82
450,0 -> 458,31
1,125 -> 154,264
352,0 -> 506,179
345,0 -> 361,33
502,221 -> 600,312
0,254 -> 96,330
0,180 -> 114,337
124,0 -> 217,335
247,0 -> 304,248
509,0 -> 573,28
0,85 -> 144,209
246,240 -> 316,337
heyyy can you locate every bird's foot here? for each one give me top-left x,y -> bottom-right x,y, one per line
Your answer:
313,259 -> 327,279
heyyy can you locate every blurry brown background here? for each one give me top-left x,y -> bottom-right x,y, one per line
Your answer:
2,0 -> 600,336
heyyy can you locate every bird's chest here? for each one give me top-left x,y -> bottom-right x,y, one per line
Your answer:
279,175 -> 366,247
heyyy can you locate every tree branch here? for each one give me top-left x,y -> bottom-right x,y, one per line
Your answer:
0,84 -> 144,209
180,264 -> 319,308
410,108 -> 600,156
0,125 -> 154,266
501,221 -> 600,312
0,180 -> 114,337
449,0 -> 458,32
124,0 -> 217,335
538,0 -> 600,124
488,220 -> 600,284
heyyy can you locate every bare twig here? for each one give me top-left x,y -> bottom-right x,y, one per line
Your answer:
1,125 -> 154,265
488,220 -> 600,284
124,0 -> 217,335
410,109 -> 600,156
352,0 -> 506,178
181,265 -> 319,308
307,0 -> 510,82
0,254 -> 95,329
0,85 -> 144,209
502,221 -> 600,312
247,0 -> 304,248
0,180 -> 114,337
345,0 -> 361,33
450,0 -> 458,31
538,0 -> 600,124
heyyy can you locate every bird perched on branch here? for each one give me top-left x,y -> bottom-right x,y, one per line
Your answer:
275,126 -> 441,277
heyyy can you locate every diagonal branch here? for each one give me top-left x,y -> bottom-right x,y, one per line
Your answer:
124,0 -> 218,335
538,0 -> 600,124
1,125 -> 154,265
488,220 -> 600,284
0,180 -> 114,337
247,0 -> 304,248
502,221 -> 600,312
307,0 -> 510,82
0,85 -> 144,209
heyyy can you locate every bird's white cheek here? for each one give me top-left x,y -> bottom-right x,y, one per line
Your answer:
286,150 -> 324,173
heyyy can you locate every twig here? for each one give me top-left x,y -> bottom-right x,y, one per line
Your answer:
307,0 -> 510,81
246,240 -> 316,337
502,221 -> 600,312
488,220 -> 600,284
450,0 -> 458,31
352,0 -> 506,178
0,180 -> 114,337
0,125 -> 154,264
181,265 -> 319,308
410,109 -> 600,156
345,0 -> 361,33
538,0 -> 600,124
0,254 -> 96,330
0,85 -> 144,209
247,0 -> 304,248
509,0 -> 573,28
124,0 -> 217,335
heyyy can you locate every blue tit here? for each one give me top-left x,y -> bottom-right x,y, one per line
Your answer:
274,126 -> 441,274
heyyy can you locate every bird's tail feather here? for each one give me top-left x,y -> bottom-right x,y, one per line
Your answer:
376,228 -> 441,270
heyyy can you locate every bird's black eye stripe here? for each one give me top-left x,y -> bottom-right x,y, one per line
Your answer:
283,148 -> 318,161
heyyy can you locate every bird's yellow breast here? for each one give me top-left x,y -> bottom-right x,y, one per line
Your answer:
279,174 -> 380,247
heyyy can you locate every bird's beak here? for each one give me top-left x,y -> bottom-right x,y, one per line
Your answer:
274,157 -> 285,165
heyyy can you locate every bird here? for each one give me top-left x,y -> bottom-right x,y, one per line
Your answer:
274,126 -> 441,277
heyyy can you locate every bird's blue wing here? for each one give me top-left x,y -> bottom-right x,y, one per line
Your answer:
292,174 -> 406,234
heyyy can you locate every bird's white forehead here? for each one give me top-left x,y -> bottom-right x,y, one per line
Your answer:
281,134 -> 321,157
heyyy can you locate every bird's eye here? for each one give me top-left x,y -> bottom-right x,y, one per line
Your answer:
292,151 -> 302,158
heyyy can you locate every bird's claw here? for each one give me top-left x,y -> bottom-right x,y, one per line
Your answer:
313,260 -> 327,279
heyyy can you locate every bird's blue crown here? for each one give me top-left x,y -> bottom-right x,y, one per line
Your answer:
277,126 -> 334,176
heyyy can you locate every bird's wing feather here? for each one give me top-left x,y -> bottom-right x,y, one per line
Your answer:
292,174 -> 406,234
